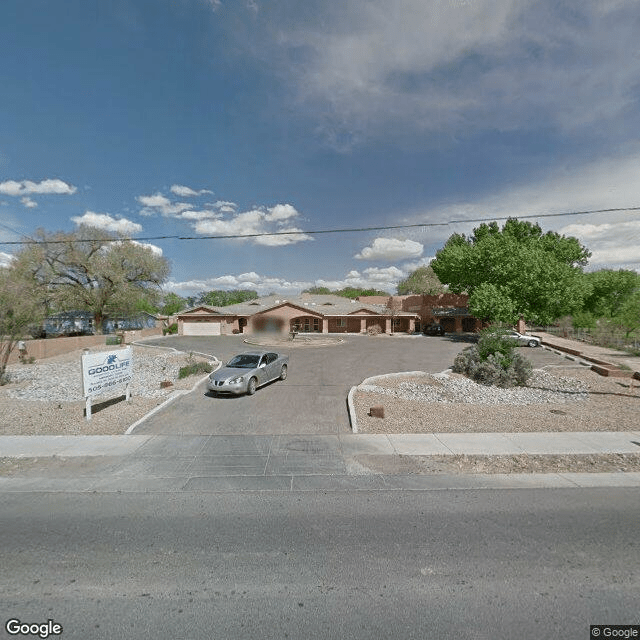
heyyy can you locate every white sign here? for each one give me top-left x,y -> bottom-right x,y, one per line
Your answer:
81,347 -> 133,398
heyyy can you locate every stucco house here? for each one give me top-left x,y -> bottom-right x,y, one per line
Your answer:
177,294 -> 420,336
358,293 -> 482,333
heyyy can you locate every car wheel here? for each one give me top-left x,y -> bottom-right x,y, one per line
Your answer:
279,364 -> 287,381
528,340 -> 539,348
246,377 -> 257,395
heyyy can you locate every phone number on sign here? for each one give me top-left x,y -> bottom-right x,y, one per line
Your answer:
86,375 -> 132,395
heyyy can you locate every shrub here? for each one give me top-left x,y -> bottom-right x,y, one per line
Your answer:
163,322 -> 178,336
453,326 -> 533,387
367,325 -> 382,336
178,361 -> 213,379
105,336 -> 122,345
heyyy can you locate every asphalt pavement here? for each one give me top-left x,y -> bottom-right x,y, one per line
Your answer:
2,488 -> 638,639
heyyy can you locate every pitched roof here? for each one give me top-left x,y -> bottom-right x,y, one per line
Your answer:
180,294 -> 417,317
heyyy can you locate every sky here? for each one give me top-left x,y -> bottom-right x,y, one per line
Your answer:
1,0 -> 640,297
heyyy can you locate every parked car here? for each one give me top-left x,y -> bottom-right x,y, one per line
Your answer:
423,324 -> 446,336
503,330 -> 541,347
207,351 -> 289,396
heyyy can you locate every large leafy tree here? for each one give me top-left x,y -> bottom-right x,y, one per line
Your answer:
581,269 -> 640,318
0,265 -> 46,383
431,218 -> 591,325
301,286 -> 390,298
13,226 -> 170,333
397,265 -> 445,295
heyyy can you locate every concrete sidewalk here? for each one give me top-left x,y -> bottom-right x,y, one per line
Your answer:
1,431 -> 639,458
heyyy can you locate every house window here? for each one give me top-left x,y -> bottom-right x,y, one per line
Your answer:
313,318 -> 320,331
337,319 -> 346,327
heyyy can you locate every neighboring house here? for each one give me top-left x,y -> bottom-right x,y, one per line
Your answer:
358,293 -> 482,333
41,311 -> 160,336
177,294 -> 420,336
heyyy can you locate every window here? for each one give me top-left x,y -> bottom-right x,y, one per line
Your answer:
337,319 -> 346,327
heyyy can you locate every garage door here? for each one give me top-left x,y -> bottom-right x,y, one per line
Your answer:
183,321 -> 221,336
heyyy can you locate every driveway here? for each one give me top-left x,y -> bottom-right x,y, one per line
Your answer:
133,334 -> 468,435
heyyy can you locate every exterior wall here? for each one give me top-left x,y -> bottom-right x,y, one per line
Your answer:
6,328 -> 162,364
359,293 -> 480,333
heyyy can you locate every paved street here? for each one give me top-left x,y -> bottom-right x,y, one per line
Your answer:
133,334 -> 563,435
1,488 -> 638,640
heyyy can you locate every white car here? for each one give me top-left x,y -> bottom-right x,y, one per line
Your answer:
505,330 -> 541,348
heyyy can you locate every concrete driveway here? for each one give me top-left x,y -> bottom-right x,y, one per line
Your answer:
133,334 -> 469,435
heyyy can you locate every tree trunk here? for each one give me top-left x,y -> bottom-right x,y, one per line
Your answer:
93,311 -> 104,335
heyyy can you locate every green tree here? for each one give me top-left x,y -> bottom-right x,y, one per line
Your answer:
0,264 -> 46,383
431,218 -> 591,325
160,292 -> 187,315
581,269 -> 640,318
616,291 -> 640,339
334,287 -> 390,299
397,265 -> 445,295
13,226 -> 170,333
301,286 -> 332,295
197,289 -> 258,307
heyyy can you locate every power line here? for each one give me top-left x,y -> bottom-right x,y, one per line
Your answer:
1,206 -> 639,245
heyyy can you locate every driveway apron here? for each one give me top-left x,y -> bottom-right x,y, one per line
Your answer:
133,335 -> 467,435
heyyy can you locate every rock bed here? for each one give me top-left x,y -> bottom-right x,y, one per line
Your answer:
359,370 -> 589,406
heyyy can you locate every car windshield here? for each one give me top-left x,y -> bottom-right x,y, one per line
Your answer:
227,355 -> 261,368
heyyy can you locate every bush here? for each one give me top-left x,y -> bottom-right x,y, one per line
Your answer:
163,322 -> 178,336
178,361 -> 213,379
367,325 -> 382,336
453,327 -> 533,387
105,336 -> 122,345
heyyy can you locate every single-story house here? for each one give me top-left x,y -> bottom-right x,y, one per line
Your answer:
358,293 -> 482,333
177,294 -> 420,336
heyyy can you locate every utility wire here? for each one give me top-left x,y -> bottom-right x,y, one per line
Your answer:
1,206 -> 639,245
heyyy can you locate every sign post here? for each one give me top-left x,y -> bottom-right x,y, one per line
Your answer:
81,347 -> 133,420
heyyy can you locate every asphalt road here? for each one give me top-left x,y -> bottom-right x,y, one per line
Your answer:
133,334 -> 562,435
1,488 -> 637,640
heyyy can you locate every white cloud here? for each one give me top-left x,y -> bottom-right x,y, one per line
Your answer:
137,193 -> 192,216
355,237 -> 423,261
401,256 -> 435,272
20,197 -> 37,209
404,152 -> 640,269
265,204 -> 298,222
130,240 -> 163,256
165,273 -> 313,295
170,184 -> 213,197
71,211 -> 143,235
165,263 -> 411,297
193,204 -> 313,246
269,0 -> 640,146
559,220 -> 640,269
0,251 -> 15,267
0,179 -> 76,197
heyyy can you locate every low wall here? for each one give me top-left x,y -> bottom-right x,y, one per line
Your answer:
6,328 -> 162,364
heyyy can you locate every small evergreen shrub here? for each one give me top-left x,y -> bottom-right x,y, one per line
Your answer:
452,327 -> 533,387
163,323 -> 178,335
178,361 -> 213,379
105,336 -> 122,345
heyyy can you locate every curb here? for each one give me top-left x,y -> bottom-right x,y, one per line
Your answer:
125,357 -> 222,435
348,370 -> 448,433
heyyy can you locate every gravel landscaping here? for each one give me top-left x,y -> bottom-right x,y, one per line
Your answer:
354,366 -> 640,433
0,345 -> 216,435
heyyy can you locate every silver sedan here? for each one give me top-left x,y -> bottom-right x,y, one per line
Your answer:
207,351 -> 289,396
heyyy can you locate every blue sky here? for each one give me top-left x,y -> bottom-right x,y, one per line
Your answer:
1,0 -> 640,296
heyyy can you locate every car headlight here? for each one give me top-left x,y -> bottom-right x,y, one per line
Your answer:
229,376 -> 244,384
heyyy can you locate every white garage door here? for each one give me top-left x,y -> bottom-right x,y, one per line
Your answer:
183,321 -> 221,336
